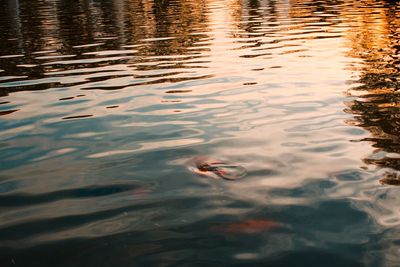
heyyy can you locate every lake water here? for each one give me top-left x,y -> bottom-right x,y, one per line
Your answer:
1,0 -> 400,266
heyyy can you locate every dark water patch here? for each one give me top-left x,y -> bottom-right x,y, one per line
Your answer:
230,250 -> 365,267
82,74 -> 213,91
165,90 -> 192,94
0,199 -> 372,267
84,74 -> 132,83
243,82 -> 257,85
59,97 -> 75,101
240,52 -> 272,58
0,184 -> 143,207
62,115 -> 93,120
0,109 -> 18,116
331,169 -> 364,182
133,71 -> 192,79
0,195 -> 203,242
161,100 -> 182,103
0,238 -> 366,267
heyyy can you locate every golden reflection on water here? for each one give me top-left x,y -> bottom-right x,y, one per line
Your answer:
0,0 -> 380,198
342,1 -> 400,175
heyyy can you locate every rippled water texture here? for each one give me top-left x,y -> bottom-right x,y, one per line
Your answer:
1,0 -> 400,266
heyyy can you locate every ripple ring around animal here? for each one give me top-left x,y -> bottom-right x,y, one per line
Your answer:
187,156 -> 247,180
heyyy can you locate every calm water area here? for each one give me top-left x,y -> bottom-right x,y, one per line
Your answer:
1,0 -> 400,266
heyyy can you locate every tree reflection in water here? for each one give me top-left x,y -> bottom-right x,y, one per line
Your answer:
343,0 -> 400,182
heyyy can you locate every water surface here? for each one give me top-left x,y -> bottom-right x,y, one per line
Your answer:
1,0 -> 400,266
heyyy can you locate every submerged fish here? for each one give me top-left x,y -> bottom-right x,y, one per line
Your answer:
209,219 -> 280,234
187,156 -> 247,180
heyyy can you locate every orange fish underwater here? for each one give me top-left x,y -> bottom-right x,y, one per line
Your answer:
209,219 -> 280,234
